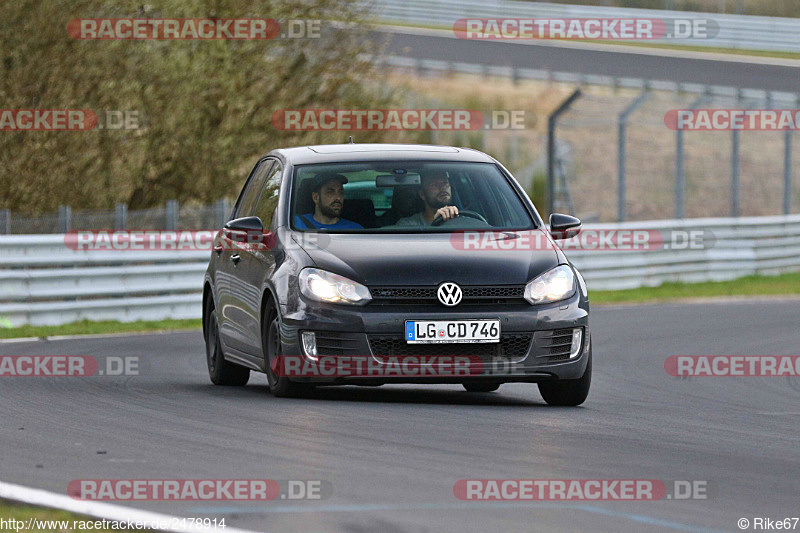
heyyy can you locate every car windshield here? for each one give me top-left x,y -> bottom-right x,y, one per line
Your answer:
290,161 -> 536,232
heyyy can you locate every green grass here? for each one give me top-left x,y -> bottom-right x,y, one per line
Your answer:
591,271 -> 800,304
0,501 -> 119,532
0,318 -> 201,340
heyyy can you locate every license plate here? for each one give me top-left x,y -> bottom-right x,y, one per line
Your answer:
405,320 -> 500,344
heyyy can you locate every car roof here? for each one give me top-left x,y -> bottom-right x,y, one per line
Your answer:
265,144 -> 498,165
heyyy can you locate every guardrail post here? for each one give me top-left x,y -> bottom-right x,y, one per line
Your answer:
58,205 -> 71,233
166,200 -> 179,230
215,199 -> 231,228
547,88 -> 582,216
115,203 -> 127,230
617,88 -> 650,222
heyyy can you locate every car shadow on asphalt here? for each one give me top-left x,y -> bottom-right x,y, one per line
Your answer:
180,382 -> 565,407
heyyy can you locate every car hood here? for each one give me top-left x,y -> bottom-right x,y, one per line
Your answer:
294,230 -> 560,286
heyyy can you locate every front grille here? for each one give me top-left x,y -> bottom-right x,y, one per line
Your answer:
368,333 -> 532,358
533,328 -> 576,362
369,285 -> 526,306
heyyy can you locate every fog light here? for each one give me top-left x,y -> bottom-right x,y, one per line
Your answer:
301,331 -> 317,358
570,328 -> 583,359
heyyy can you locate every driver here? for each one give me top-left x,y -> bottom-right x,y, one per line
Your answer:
395,170 -> 458,226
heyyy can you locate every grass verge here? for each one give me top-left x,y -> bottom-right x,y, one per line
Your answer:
0,501 -> 118,532
0,318 -> 201,340
591,271 -> 800,304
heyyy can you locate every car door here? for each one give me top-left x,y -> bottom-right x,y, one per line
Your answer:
217,159 -> 274,356
229,160 -> 284,358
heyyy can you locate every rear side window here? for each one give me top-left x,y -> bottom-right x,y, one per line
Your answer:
234,159 -> 274,219
251,162 -> 283,229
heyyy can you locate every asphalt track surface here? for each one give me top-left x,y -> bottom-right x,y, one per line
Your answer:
374,28 -> 800,93
2,300 -> 799,532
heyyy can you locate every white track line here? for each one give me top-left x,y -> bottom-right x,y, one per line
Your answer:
0,480 -> 259,533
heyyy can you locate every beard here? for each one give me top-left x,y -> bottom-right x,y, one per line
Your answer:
424,193 -> 450,210
319,202 -> 342,218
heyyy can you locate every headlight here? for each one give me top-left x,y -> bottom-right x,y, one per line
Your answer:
299,268 -> 372,305
524,265 -> 576,304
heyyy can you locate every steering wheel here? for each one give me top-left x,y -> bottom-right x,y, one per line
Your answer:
431,209 -> 489,226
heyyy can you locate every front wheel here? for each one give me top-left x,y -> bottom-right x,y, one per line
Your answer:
205,300 -> 249,386
538,354 -> 591,406
263,302 -> 303,398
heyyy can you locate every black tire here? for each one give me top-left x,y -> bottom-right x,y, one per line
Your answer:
262,300 -> 303,398
463,383 -> 501,393
538,354 -> 591,406
205,298 -> 250,386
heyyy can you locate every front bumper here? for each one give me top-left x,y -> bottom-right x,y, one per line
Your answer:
277,291 -> 590,384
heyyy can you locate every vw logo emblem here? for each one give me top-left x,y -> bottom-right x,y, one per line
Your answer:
437,282 -> 462,307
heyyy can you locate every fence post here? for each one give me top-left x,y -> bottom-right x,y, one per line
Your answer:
547,88 -> 582,216
617,88 -> 650,222
215,199 -> 231,228
58,205 -> 71,233
785,95 -> 795,214
731,90 -> 741,217
676,90 -> 709,219
115,203 -> 127,230
166,200 -> 179,230
0,209 -> 9,235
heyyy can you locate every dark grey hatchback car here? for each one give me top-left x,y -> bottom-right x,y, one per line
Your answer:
203,143 -> 592,405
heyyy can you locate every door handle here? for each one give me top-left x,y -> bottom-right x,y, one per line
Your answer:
230,254 -> 241,264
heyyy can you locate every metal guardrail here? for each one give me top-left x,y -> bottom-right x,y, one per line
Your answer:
372,0 -> 800,52
2,215 -> 800,326
567,215 -> 800,289
0,236 -> 207,327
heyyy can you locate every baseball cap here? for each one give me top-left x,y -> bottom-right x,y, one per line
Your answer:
313,173 -> 348,191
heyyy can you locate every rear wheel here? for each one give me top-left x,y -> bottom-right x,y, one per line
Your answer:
263,300 -> 303,398
205,299 -> 249,386
538,354 -> 591,406
463,383 -> 501,393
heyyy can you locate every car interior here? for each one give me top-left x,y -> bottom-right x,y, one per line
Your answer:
290,163 -> 535,231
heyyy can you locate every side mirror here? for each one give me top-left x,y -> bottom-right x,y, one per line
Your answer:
549,213 -> 581,240
225,216 -> 263,232
222,216 -> 275,250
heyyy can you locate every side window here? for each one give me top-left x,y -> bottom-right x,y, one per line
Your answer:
234,160 -> 274,219
252,162 -> 283,229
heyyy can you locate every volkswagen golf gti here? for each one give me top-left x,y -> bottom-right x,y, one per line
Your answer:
203,143 -> 592,406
